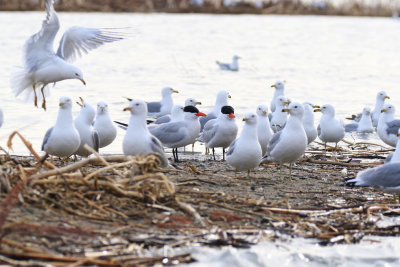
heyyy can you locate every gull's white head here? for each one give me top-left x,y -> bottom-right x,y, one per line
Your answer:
362,106 -> 371,116
256,104 -> 268,117
243,112 -> 258,125
77,97 -> 95,123
284,102 -> 305,118
315,104 -> 335,116
271,80 -> 285,90
275,96 -> 289,108
161,87 -> 179,97
185,97 -> 201,107
381,103 -> 395,115
377,90 -> 390,102
233,55 -> 240,61
124,99 -> 147,115
59,96 -> 73,110
67,66 -> 85,86
216,90 -> 231,105
96,101 -> 109,114
171,105 -> 184,117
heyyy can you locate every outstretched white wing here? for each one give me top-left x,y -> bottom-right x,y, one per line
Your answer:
56,27 -> 124,62
24,0 -> 60,73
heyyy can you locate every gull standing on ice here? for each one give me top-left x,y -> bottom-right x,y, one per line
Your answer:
11,0 -> 124,110
145,87 -> 179,118
256,104 -> 273,156
347,162 -> 400,202
270,96 -> 289,132
216,55 -> 240,71
123,100 -> 168,167
226,112 -> 262,177
385,129 -> 400,164
302,102 -> 319,144
261,102 -> 308,180
41,96 -> 80,157
200,90 -> 231,131
377,103 -> 400,147
270,80 -> 285,112
314,104 -> 345,152
200,106 -> 238,160
344,107 -> 374,133
93,101 -> 117,148
371,91 -> 390,127
150,106 -> 206,162
74,98 -> 99,157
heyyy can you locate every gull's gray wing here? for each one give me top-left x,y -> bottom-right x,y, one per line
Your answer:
41,126 -> 53,151
385,153 -> 393,164
147,102 -> 162,113
56,27 -> 124,63
150,135 -> 168,167
202,119 -> 218,144
24,0 -> 60,73
317,124 -> 321,136
200,113 -> 216,131
153,115 -> 171,124
345,123 -> 358,132
353,163 -> 400,188
92,130 -> 100,152
266,131 -> 283,156
226,139 -> 237,156
149,121 -> 186,145
386,119 -> 400,135
216,61 -> 230,70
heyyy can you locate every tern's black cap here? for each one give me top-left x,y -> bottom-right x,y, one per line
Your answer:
183,105 -> 199,113
221,105 -> 234,114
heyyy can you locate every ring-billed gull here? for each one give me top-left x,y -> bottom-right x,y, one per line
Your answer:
149,106 -> 206,162
200,90 -> 231,131
377,103 -> 400,147
302,102 -> 319,144
93,101 -> 117,149
123,99 -> 168,167
145,87 -> 179,118
261,102 -> 307,180
185,98 -> 202,107
74,97 -> 99,157
345,107 -> 373,133
270,80 -> 285,112
347,162 -> 400,202
256,104 -> 273,157
11,0 -> 124,110
371,91 -> 390,127
152,105 -> 184,125
226,112 -> 262,177
314,104 -> 345,153
41,96 -> 80,157
270,95 -> 289,133
216,55 -> 240,71
385,129 -> 400,164
200,106 -> 238,160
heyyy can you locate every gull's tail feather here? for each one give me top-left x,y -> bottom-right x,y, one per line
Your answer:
10,69 -> 50,103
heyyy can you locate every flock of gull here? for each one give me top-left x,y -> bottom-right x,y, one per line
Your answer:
5,0 -> 400,201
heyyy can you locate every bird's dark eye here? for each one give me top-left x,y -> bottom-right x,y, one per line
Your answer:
294,106 -> 298,108
75,73 -> 79,76
136,103 -> 139,106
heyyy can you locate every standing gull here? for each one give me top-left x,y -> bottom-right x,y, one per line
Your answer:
347,163 -> 400,202
270,80 -> 285,112
200,106 -> 238,160
41,96 -> 80,157
270,96 -> 289,133
216,55 -> 240,71
314,104 -> 345,153
261,102 -> 308,180
302,102 -> 319,144
123,99 -> 168,167
385,129 -> 400,164
371,91 -> 390,127
344,107 -> 374,133
226,112 -> 262,177
256,104 -> 273,156
74,98 -> 99,157
93,101 -> 117,149
145,87 -> 179,118
11,0 -> 124,110
377,103 -> 400,147
199,90 -> 231,131
149,106 -> 206,162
